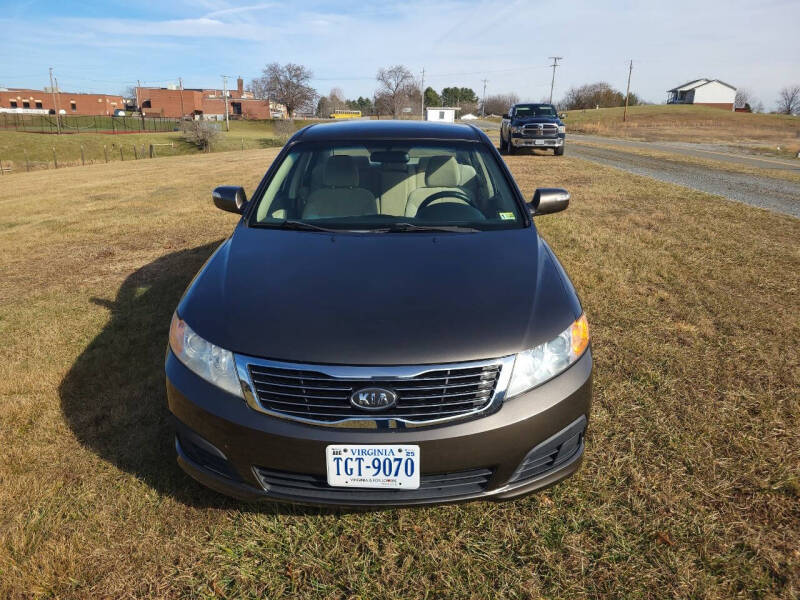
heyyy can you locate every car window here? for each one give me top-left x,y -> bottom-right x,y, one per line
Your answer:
514,105 -> 557,118
252,141 -> 523,231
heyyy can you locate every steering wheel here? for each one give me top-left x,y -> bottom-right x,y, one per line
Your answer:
416,190 -> 478,213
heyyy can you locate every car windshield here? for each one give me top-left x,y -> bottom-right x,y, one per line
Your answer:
514,104 -> 557,118
250,140 -> 524,231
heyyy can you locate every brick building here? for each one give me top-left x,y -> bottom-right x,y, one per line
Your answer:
137,77 -> 286,119
0,88 -> 124,116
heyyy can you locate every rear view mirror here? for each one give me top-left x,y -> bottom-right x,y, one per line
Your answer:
529,188 -> 570,215
213,186 -> 248,214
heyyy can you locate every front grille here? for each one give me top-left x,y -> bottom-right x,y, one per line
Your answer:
246,362 -> 503,424
522,123 -> 558,137
509,415 -> 586,483
254,466 -> 493,503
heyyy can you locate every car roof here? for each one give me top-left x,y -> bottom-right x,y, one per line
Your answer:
293,119 -> 484,143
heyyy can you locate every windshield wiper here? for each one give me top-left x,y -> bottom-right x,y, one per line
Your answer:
276,220 -> 344,232
379,222 -> 479,233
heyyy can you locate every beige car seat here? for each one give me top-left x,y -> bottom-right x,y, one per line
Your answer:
302,156 -> 378,218
404,156 -> 471,217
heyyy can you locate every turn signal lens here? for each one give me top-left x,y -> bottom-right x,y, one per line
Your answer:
571,313 -> 590,356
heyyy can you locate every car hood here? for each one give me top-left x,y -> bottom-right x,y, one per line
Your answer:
178,225 -> 581,365
512,116 -> 560,125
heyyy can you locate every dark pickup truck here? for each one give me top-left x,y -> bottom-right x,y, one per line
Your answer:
499,103 -> 566,155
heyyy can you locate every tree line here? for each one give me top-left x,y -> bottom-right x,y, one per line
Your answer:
249,62 -> 800,118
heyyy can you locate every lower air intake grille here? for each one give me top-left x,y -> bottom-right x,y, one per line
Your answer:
254,467 -> 493,503
509,415 -> 586,483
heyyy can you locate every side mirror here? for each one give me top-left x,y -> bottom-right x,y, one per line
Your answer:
502,113 -> 510,119
529,188 -> 570,215
559,113 -> 567,120
212,186 -> 248,214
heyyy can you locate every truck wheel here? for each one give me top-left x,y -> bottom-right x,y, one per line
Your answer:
554,145 -> 565,156
506,136 -> 516,155
499,134 -> 506,154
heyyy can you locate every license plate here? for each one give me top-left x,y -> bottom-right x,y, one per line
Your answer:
534,139 -> 546,145
326,445 -> 420,489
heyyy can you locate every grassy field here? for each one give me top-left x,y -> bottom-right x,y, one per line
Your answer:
0,119 -> 313,172
564,105 -> 800,156
0,148 -> 798,598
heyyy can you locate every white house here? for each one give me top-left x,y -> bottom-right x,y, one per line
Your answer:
426,107 -> 459,123
667,79 -> 736,110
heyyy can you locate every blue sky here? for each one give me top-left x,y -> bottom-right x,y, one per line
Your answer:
1,0 -> 798,109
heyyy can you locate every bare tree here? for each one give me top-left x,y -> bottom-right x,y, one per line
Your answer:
482,93 -> 520,116
376,65 -> 414,118
776,85 -> 800,115
180,121 -> 220,152
734,88 -> 755,110
254,63 -> 317,119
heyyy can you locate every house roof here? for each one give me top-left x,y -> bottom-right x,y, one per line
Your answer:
668,79 -> 736,92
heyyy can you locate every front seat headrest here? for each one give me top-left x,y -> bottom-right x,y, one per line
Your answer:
323,155 -> 359,187
425,156 -> 461,188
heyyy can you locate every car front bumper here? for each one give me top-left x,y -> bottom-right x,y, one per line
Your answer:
166,348 -> 592,506
511,135 -> 564,148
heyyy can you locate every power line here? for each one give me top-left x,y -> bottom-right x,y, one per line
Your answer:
548,56 -> 562,104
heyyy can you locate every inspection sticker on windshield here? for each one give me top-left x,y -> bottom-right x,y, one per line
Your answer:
499,212 -> 515,220
326,445 -> 420,489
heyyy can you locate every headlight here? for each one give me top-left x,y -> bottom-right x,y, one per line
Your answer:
558,125 -> 566,133
507,314 -> 589,398
511,125 -> 523,134
169,313 -> 243,398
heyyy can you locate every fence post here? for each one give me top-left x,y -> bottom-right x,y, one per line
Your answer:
80,144 -> 85,166
150,144 -> 155,158
241,137 -> 244,151
52,147 -> 58,169
1,160 -> 4,176
104,145 -> 108,163
119,146 -> 124,161
133,145 -> 138,160
24,150 -> 30,172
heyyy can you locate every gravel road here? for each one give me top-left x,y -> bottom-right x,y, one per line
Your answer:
567,144 -> 800,218
571,134 -> 800,171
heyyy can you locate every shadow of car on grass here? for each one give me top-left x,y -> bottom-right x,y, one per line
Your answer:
58,241 -> 331,515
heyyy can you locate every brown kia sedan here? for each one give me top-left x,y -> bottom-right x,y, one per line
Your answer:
165,120 -> 591,505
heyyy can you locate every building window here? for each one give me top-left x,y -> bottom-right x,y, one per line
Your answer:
10,101 -> 17,108
22,100 -> 30,109
439,111 -> 445,119
35,101 -> 43,109
70,101 -> 77,112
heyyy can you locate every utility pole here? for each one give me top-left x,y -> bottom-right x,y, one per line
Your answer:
49,67 -> 61,134
548,56 -> 562,104
420,67 -> 425,120
137,79 -> 145,127
481,79 -> 488,117
178,77 -> 186,120
623,60 -> 633,122
221,75 -> 230,131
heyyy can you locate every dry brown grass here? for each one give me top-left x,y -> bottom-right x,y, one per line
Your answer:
566,105 -> 800,157
0,148 -> 798,598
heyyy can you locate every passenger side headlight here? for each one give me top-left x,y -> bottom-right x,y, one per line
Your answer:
558,125 -> 566,133
507,314 -> 589,398
511,125 -> 523,134
169,313 -> 243,398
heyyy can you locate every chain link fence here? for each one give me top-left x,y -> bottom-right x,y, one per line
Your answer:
0,113 -> 179,134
